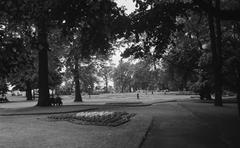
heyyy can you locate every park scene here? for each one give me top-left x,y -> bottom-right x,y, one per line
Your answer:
0,0 -> 240,148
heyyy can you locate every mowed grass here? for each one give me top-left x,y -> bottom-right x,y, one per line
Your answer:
1,91 -> 193,109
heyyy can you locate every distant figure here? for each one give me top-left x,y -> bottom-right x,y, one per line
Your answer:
137,90 -> 140,99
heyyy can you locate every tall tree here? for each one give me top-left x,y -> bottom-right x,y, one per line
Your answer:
0,0 -> 61,106
0,78 -> 8,97
185,0 -> 240,106
79,62 -> 99,94
98,63 -> 113,93
0,0 -> 128,105
206,0 -> 223,106
222,22 -> 240,115
0,21 -> 35,100
112,60 -> 133,93
128,0 -> 239,106
132,60 -> 152,91
61,1 -> 127,102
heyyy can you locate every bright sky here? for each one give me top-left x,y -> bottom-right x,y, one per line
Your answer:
115,0 -> 136,14
111,0 -> 136,66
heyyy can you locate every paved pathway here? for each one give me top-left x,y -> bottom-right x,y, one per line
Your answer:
141,102 -> 240,148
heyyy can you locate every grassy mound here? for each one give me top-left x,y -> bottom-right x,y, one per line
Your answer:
48,111 -> 136,127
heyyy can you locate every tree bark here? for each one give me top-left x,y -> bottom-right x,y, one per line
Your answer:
26,81 -> 32,101
236,70 -> 240,117
237,91 -> 240,117
214,0 -> 223,106
74,55 -> 82,102
105,76 -> 108,93
153,60 -> 158,92
207,1 -> 222,107
37,19 -> 50,106
121,85 -> 124,93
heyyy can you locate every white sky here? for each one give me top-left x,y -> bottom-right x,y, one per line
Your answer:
115,0 -> 136,14
111,0 -> 136,66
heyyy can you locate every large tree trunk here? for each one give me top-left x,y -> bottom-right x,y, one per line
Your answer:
74,55 -> 82,102
208,0 -> 223,106
37,19 -> 50,106
214,0 -> 223,106
237,91 -> 240,117
105,76 -> 108,93
151,60 -> 158,93
26,81 -> 32,101
121,83 -> 124,93
237,71 -> 240,117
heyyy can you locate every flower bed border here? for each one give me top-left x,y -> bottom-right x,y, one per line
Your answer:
47,111 -> 136,127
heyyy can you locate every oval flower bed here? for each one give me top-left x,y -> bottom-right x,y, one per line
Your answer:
48,111 -> 136,127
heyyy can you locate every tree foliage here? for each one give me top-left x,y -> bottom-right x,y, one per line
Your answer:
0,0 -> 127,105
98,63 -> 113,93
112,61 -> 133,93
122,0 -> 189,60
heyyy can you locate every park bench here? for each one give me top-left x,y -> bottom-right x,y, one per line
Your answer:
50,96 -> 63,106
